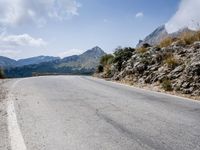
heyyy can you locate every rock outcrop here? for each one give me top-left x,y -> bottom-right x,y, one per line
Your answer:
98,41 -> 200,96
137,25 -> 194,48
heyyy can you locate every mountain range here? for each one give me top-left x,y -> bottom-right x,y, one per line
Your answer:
2,46 -> 106,78
0,56 -> 60,68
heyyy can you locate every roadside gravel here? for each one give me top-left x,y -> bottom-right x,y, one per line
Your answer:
0,80 -> 10,150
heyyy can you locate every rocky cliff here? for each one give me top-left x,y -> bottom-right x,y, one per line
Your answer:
97,35 -> 200,98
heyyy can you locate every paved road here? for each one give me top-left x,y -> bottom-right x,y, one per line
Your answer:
1,76 -> 200,150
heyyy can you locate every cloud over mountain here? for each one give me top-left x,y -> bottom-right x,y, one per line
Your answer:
166,0 -> 200,33
0,34 -> 46,47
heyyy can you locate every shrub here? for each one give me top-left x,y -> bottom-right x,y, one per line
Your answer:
103,65 -> 112,78
136,47 -> 148,54
159,37 -> 174,48
161,79 -> 173,91
100,54 -> 114,66
180,31 -> 200,45
113,47 -> 135,71
163,53 -> 179,69
96,65 -> 104,73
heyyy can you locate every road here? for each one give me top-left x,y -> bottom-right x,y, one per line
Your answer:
1,76 -> 200,150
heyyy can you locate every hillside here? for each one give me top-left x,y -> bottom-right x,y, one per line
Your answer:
59,46 -> 106,69
0,56 -> 60,68
96,31 -> 200,99
17,56 -> 60,66
4,46 -> 106,78
0,56 -> 17,68
137,25 -> 194,48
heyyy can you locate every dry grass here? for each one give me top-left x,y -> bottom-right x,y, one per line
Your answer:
159,37 -> 174,48
136,47 -> 148,54
163,53 -> 179,69
181,31 -> 200,45
159,30 -> 200,48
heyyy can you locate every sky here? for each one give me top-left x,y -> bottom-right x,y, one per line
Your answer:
0,0 -> 197,59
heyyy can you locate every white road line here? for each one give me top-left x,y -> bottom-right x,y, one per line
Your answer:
7,79 -> 27,150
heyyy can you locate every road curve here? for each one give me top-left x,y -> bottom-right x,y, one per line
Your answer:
3,76 -> 200,150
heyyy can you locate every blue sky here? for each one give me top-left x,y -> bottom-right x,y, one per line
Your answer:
0,0 -> 186,59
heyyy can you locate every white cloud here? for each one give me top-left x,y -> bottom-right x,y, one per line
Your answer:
135,12 -> 144,18
0,49 -> 22,59
166,0 -> 200,33
0,0 -> 81,27
58,49 -> 82,58
0,49 -> 21,56
0,34 -> 46,47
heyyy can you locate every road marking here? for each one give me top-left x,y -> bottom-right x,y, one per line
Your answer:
7,79 -> 27,150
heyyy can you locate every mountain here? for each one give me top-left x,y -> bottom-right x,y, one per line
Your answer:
0,55 -> 60,68
60,46 -> 106,69
0,56 -> 17,68
79,46 -> 106,68
137,25 -> 168,47
136,25 -> 194,47
4,46 -> 106,78
17,56 -> 60,66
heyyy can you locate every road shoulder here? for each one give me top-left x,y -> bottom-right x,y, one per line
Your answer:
0,80 -> 10,150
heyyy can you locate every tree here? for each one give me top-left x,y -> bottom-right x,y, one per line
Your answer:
0,68 -> 4,79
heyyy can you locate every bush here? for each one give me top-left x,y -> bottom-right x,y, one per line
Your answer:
100,54 -> 114,66
103,65 -> 112,78
159,37 -> 174,48
163,53 -> 179,69
136,47 -> 148,54
162,79 -> 173,91
96,65 -> 104,73
113,47 -> 135,71
181,31 -> 200,45
0,69 -> 4,79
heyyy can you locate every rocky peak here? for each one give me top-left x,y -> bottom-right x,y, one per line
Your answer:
137,25 -> 195,48
81,46 -> 106,58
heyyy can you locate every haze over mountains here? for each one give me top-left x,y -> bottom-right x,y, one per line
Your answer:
1,46 -> 106,78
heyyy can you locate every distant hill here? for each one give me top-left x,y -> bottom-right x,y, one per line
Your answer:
4,46 -> 106,78
60,46 -> 106,69
0,55 -> 60,68
136,25 -> 194,47
17,56 -> 60,67
0,56 -> 17,68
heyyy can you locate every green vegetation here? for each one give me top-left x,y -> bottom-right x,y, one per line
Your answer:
113,47 -> 135,71
161,79 -> 173,91
0,68 -> 4,79
96,65 -> 104,73
100,54 -> 114,66
97,47 -> 135,77
97,54 -> 114,74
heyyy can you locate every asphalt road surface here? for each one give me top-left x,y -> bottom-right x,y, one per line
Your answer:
1,76 -> 200,150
